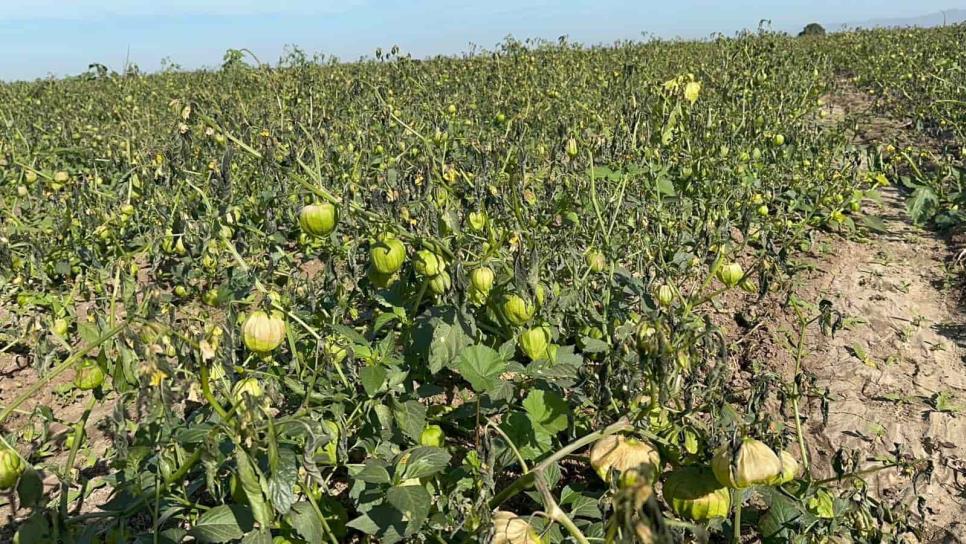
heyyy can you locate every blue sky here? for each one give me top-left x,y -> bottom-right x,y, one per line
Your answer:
1,0 -> 963,81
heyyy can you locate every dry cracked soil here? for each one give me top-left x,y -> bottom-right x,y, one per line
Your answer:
741,83 -> 966,543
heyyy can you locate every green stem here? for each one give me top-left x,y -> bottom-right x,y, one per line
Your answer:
732,487 -> 745,544
118,448 -> 204,518
486,422 -> 530,473
538,476 -> 590,544
0,321 -> 128,426
59,394 -> 98,518
301,476 -> 341,544
199,361 -> 230,421
791,307 -> 816,475
488,418 -> 632,509
587,151 -> 610,249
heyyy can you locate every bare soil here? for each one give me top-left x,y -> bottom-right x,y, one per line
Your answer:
741,84 -> 966,542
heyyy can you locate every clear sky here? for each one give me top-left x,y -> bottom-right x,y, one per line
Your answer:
1,0 -> 963,81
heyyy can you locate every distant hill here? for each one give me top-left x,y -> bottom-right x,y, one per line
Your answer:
828,9 -> 966,32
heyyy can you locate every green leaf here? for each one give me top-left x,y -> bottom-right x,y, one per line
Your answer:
578,337 -> 610,354
387,485 -> 432,533
560,487 -> 602,519
135,530 -> 181,544
189,505 -> 255,543
285,501 -> 324,544
373,311 -> 402,333
501,411 -> 553,460
907,185 -> 938,224
176,423 -> 215,445
239,529 -> 272,544
17,467 -> 44,508
589,165 -> 620,181
330,323 -> 368,346
268,447 -> 298,515
353,459 -> 392,484
456,344 -> 506,393
427,320 -> 471,374
758,488 -> 812,543
360,365 -> 387,397
347,505 -> 406,544
522,389 -> 569,434
77,322 -> 100,345
395,447 -> 451,480
234,448 -> 273,529
391,398 -> 427,442
655,176 -> 676,196
12,513 -> 52,544
806,489 -> 836,519
858,214 -> 889,233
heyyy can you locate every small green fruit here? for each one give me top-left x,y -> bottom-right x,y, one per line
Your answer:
51,318 -> 70,337
502,295 -> 535,326
586,249 -> 606,273
565,137 -> 578,158
74,360 -> 105,390
429,271 -> 452,295
662,466 -> 731,521
717,262 -> 744,288
768,450 -> 800,485
299,203 -> 338,236
0,448 -> 24,490
232,377 -> 265,405
370,235 -> 406,274
470,267 -> 495,294
589,435 -> 660,482
468,211 -> 487,231
420,425 -> 445,447
414,250 -> 444,277
712,437 -> 783,489
655,284 -> 675,308
519,327 -> 550,361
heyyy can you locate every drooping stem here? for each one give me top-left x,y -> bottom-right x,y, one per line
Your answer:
0,321 -> 128,426
791,306 -> 815,474
536,476 -> 590,544
199,360 -> 230,421
488,418 -> 632,509
814,460 -> 906,486
486,422 -> 530,473
59,394 -> 98,519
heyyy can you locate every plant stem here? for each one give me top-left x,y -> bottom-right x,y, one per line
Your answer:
537,476 -> 590,544
302,475 -> 341,544
791,306 -> 815,474
732,487 -> 745,544
486,422 -> 530,473
0,321 -> 128,426
199,361 -> 230,420
59,394 -> 97,519
814,461 -> 905,486
587,152 -> 610,249
488,418 -> 631,509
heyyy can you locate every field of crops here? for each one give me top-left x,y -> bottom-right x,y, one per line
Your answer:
0,23 -> 964,544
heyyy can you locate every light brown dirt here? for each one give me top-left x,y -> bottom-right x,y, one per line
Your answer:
744,84 -> 966,542
802,187 -> 965,535
0,319 -> 120,532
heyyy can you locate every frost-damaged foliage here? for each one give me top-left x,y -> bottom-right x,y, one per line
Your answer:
826,24 -> 966,229
0,28 -> 936,543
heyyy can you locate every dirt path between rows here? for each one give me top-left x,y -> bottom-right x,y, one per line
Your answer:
748,85 -> 966,541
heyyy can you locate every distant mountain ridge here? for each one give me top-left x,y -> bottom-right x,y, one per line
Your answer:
828,9 -> 966,31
